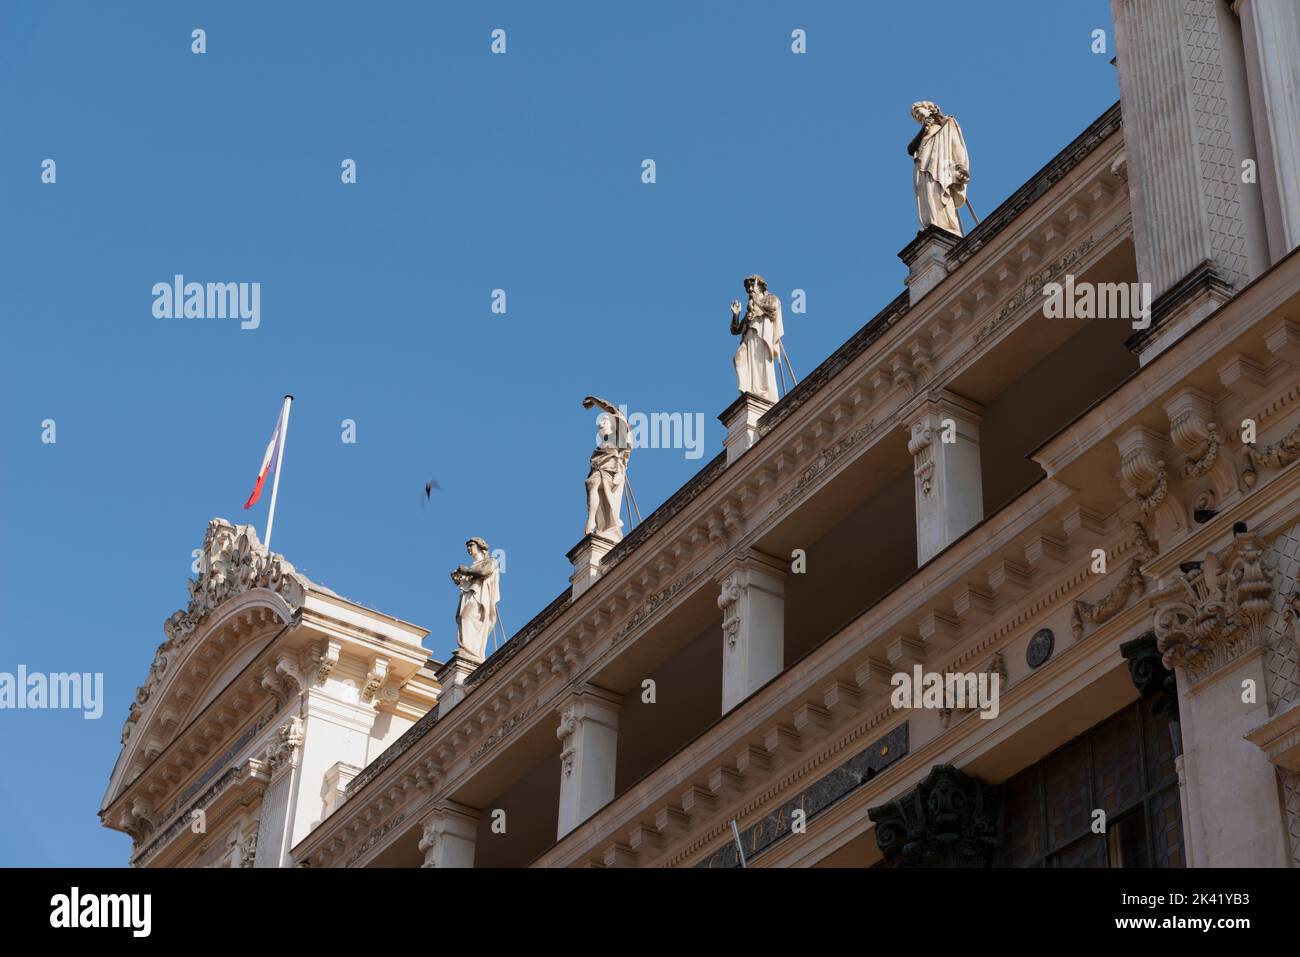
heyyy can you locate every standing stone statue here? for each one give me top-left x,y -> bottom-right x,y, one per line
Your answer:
729,275 -> 784,403
581,396 -> 632,542
908,101 -> 971,236
451,537 -> 500,661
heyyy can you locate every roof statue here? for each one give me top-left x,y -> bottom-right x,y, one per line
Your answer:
729,274 -> 785,402
582,395 -> 633,542
908,100 -> 971,236
451,537 -> 500,662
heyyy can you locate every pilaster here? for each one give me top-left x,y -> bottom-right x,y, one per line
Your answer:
556,683 -> 623,839
418,800 -> 480,868
1234,0 -> 1300,263
716,550 -> 787,713
909,391 -> 984,565
1111,0 -> 1260,362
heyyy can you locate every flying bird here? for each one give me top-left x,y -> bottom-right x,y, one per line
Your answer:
422,478 -> 441,507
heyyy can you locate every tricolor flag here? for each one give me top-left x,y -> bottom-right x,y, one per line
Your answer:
243,396 -> 294,553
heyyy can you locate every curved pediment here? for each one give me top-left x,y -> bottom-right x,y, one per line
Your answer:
102,519 -> 314,812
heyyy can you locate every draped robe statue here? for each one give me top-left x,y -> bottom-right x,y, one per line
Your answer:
730,275 -> 784,402
451,537 -> 500,660
908,101 -> 970,236
583,401 -> 632,541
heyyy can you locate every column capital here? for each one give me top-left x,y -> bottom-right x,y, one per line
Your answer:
555,682 -> 623,725
418,800 -> 480,868
909,389 -> 984,429
714,548 -> 788,589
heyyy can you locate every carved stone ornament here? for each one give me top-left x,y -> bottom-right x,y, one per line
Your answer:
1242,421 -> 1300,489
237,829 -> 259,868
1170,410 -> 1221,479
1119,632 -> 1179,718
1026,628 -> 1054,668
165,519 -> 308,643
122,520 -> 310,745
1071,558 -> 1147,641
867,764 -> 999,867
1120,444 -> 1168,514
939,652 -> 1007,728
557,708 -> 577,778
266,717 -> 305,774
1152,528 -> 1274,678
418,820 -> 439,868
718,575 -> 742,649
908,423 -> 936,497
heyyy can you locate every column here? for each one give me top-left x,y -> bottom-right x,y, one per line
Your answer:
716,550 -> 786,713
556,684 -> 623,839
909,392 -> 983,566
1234,0 -> 1300,262
1111,0 -> 1261,358
1151,525 -> 1291,865
418,801 -> 480,868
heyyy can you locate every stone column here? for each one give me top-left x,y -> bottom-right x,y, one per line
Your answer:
1111,0 -> 1264,360
556,684 -> 623,839
254,717 -> 305,867
1151,526 -> 1291,866
717,550 -> 787,713
908,392 -> 984,566
418,801 -> 480,868
1234,0 -> 1300,262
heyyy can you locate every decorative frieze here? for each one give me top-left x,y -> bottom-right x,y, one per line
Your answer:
1243,420 -> 1300,488
774,422 -> 874,511
470,699 -> 542,766
615,571 -> 698,643
1071,559 -> 1147,642
694,723 -> 908,868
973,236 -> 1099,344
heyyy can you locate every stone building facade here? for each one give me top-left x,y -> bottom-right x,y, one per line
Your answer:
102,0 -> 1300,867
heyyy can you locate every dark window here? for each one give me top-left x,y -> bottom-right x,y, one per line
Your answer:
997,700 -> 1183,867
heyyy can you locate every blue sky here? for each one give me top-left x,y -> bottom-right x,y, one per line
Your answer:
0,1 -> 1118,866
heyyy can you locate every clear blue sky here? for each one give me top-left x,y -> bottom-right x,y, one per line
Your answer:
0,1 -> 1118,866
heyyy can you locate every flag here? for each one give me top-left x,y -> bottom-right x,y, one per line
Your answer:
244,400 -> 290,509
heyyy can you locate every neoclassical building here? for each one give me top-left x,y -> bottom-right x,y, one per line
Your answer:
102,0 -> 1300,867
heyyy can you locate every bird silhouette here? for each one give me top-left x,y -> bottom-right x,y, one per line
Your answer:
422,479 -> 441,507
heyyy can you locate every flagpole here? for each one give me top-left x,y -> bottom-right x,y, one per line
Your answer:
264,394 -> 293,553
